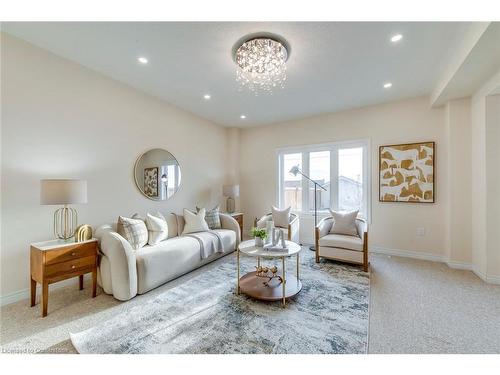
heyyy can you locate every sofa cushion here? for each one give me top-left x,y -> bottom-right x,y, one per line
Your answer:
145,212 -> 168,245
135,236 -> 201,294
182,208 -> 209,234
117,216 -> 148,250
319,233 -> 363,252
196,205 -> 221,229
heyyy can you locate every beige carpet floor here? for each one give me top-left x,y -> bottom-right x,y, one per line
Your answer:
1,252 -> 499,354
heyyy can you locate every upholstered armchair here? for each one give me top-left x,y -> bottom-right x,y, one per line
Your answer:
315,217 -> 368,271
254,213 -> 300,243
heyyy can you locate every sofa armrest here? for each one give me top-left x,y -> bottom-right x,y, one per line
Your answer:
316,217 -> 333,238
220,213 -> 241,245
95,225 -> 138,301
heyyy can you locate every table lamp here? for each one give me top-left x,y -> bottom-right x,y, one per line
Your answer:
222,184 -> 239,213
40,179 -> 87,240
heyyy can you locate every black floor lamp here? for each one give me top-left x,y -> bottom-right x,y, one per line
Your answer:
289,165 -> 327,251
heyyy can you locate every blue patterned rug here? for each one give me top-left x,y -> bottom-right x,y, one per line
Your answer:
71,248 -> 369,353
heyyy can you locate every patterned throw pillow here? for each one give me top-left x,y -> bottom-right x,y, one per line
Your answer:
196,205 -> 221,229
117,216 -> 148,250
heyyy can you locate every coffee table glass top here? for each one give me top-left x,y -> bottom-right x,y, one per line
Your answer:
238,239 -> 301,258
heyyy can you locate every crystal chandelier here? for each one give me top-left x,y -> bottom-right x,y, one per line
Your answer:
234,37 -> 288,95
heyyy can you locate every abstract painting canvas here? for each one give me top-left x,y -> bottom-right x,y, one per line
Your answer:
144,167 -> 159,198
379,142 -> 435,203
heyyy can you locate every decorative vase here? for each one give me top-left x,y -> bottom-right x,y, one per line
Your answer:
255,237 -> 264,247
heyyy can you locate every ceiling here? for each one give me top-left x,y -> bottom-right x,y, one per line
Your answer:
2,22 -> 473,127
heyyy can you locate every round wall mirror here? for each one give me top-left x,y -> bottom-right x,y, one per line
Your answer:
134,148 -> 182,201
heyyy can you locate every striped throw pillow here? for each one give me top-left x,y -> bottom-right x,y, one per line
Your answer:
196,205 -> 221,229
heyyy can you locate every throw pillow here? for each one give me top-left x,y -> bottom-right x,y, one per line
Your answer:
145,212 -> 168,245
272,206 -> 291,228
329,209 -> 359,237
182,208 -> 209,234
117,216 -> 148,250
196,205 -> 221,229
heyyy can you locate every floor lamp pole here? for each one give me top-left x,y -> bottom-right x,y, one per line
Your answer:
298,172 -> 326,252
288,165 -> 327,251
309,181 -> 320,252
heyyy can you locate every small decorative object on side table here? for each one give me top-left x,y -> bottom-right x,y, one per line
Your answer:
250,227 -> 267,247
228,212 -> 243,238
30,238 -> 98,317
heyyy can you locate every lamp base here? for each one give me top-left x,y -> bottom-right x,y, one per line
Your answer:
54,205 -> 78,240
226,197 -> 235,214
308,245 -> 317,252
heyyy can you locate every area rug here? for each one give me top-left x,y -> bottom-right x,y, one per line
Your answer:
70,248 -> 369,354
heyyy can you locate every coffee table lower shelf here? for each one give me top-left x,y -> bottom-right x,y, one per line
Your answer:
239,271 -> 302,305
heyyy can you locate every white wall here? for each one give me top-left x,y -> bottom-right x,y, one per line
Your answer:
239,97 -> 452,257
445,98 -> 472,265
470,69 -> 500,282
1,34 -> 229,299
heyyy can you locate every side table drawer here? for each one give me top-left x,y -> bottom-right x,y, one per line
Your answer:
45,255 -> 96,277
45,242 -> 96,265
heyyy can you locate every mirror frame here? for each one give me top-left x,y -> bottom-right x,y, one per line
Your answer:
133,148 -> 182,201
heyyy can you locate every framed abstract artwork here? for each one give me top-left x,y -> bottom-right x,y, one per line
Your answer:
143,167 -> 159,198
379,142 -> 435,203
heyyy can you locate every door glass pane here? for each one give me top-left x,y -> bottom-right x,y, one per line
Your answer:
338,147 -> 363,212
309,151 -> 330,211
283,153 -> 302,211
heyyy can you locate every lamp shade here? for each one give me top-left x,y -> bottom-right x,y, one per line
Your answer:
40,179 -> 87,205
222,184 -> 239,198
289,165 -> 301,176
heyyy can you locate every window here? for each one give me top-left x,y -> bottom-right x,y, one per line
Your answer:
278,140 -> 369,219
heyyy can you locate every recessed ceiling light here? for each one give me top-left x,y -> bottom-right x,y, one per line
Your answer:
384,82 -> 392,89
137,57 -> 148,64
390,34 -> 403,43
240,115 -> 246,119
203,94 -> 211,100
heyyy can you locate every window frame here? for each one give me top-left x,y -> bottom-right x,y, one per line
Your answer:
276,139 -> 371,221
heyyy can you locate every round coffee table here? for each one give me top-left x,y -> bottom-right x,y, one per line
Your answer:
237,239 -> 302,307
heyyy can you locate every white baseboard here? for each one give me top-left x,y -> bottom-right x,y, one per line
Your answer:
370,246 -> 446,263
371,246 -> 500,285
446,260 -> 473,271
0,275 -> 88,307
471,266 -> 500,285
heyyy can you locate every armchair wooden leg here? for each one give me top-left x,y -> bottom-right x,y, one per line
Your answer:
315,227 -> 320,263
363,231 -> 369,272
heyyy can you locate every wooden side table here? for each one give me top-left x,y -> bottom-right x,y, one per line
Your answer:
228,212 -> 243,238
30,238 -> 98,317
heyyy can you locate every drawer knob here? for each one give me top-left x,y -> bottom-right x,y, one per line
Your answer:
71,265 -> 76,269
71,252 -> 76,256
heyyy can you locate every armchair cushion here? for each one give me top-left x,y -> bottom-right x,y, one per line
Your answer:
319,233 -> 363,252
329,210 -> 359,237
272,206 -> 291,228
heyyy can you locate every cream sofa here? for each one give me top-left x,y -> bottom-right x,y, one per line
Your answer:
254,213 -> 300,243
95,213 -> 240,301
315,217 -> 368,271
